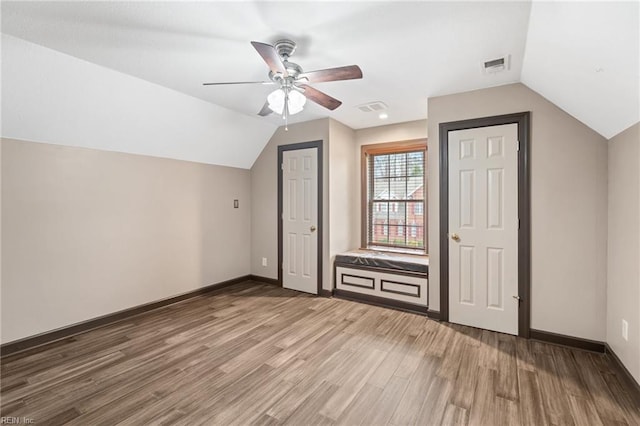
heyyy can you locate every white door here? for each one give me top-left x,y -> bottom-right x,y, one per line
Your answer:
282,147 -> 319,294
448,124 -> 519,335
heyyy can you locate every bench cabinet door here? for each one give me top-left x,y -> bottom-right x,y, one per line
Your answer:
336,266 -> 427,307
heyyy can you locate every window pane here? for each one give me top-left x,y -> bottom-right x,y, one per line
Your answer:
407,176 -> 423,200
387,226 -> 406,246
373,155 -> 390,178
389,153 -> 406,177
371,219 -> 389,244
372,202 -> 388,222
407,201 -> 424,224
389,177 -> 407,199
373,178 -> 389,200
408,152 -> 424,176
388,202 -> 405,223
407,226 -> 424,248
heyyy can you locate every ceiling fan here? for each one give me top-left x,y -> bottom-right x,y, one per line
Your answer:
203,39 -> 363,129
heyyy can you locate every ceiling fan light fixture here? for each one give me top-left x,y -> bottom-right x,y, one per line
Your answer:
288,90 -> 306,114
267,89 -> 285,114
267,88 -> 306,115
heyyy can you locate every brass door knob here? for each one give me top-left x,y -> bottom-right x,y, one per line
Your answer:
450,233 -> 460,242
310,225 -> 317,232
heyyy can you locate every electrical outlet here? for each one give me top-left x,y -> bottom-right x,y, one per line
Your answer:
622,319 -> 629,341
262,257 -> 267,267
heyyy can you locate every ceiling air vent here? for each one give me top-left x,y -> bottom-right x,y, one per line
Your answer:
357,101 -> 388,113
483,55 -> 510,74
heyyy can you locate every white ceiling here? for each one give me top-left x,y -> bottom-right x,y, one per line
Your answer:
522,1 -> 639,139
1,1 -> 638,138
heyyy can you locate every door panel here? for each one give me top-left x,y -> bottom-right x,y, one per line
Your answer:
449,124 -> 518,335
459,170 -> 475,228
487,169 -> 503,229
282,147 -> 318,294
459,245 -> 475,304
487,247 -> 504,309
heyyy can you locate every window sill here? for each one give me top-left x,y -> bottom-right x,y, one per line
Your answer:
363,246 -> 428,257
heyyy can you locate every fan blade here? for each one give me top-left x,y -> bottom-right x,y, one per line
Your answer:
301,65 -> 362,83
299,85 -> 342,110
257,101 -> 273,117
203,81 -> 273,86
251,41 -> 288,77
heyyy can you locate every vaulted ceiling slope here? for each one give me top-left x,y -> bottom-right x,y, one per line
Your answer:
2,1 -> 638,142
2,34 -> 277,169
522,1 -> 639,139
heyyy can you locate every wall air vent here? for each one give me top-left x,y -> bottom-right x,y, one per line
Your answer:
357,101 -> 388,113
483,55 -> 510,74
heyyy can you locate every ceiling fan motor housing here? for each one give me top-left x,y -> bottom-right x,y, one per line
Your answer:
274,39 -> 297,59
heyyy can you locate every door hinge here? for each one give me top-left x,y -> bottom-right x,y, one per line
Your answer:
518,218 -> 520,229
516,140 -> 520,151
281,163 -> 285,170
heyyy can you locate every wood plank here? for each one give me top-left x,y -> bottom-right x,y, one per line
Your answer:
440,404 -> 469,426
574,351 -> 630,425
415,375 -> 454,425
388,354 -> 439,425
361,375 -> 408,425
318,349 -> 387,420
517,369 -> 548,426
568,395 -> 605,426
282,381 -> 339,425
495,335 -> 519,401
550,345 -> 589,398
467,366 -> 497,426
515,337 -> 536,372
336,383 -> 383,426
449,342 -> 480,410
495,396 -> 521,426
601,371 -> 640,425
534,352 -> 575,425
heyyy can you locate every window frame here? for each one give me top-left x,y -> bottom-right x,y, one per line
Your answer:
360,139 -> 428,254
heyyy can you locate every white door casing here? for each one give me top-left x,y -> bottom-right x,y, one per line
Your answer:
448,124 -> 519,335
282,147 -> 319,294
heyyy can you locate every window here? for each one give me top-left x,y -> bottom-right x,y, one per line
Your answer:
361,140 -> 427,253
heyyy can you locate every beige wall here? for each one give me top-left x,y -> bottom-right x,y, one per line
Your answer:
1,138 -> 252,344
428,83 -> 608,341
355,120 -> 429,147
0,141 -> 3,344
329,120 -> 359,261
606,123 -> 640,383
250,119 -> 331,290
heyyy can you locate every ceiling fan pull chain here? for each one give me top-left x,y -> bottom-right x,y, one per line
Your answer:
284,87 -> 290,131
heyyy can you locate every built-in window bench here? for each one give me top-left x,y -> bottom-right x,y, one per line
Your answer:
333,249 -> 429,315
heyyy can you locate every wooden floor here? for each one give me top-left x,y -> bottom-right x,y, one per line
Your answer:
1,281 -> 639,426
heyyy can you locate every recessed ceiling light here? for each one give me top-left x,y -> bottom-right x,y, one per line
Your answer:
379,112 -> 388,119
